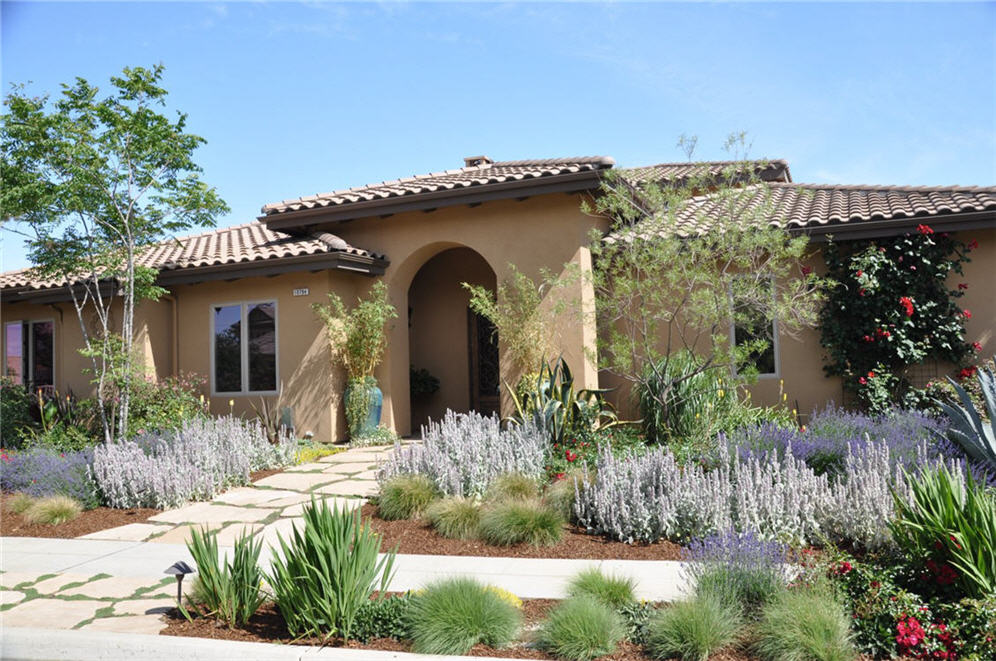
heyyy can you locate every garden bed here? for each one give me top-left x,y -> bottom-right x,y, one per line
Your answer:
361,504 -> 684,561
0,491 -> 158,538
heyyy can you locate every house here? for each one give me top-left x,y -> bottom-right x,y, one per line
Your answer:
2,155 -> 993,442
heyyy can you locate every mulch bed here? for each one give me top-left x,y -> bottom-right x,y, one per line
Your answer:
361,504 -> 685,561
0,491 -> 158,539
160,599 -> 757,660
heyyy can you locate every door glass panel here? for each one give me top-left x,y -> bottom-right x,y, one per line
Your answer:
214,305 -> 242,392
31,321 -> 54,387
5,322 -> 23,385
247,302 -> 276,392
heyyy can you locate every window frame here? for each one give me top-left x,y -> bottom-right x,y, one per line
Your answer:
209,299 -> 279,397
3,319 -> 56,388
727,280 -> 780,380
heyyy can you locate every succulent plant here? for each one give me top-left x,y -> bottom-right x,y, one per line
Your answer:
936,358 -> 996,472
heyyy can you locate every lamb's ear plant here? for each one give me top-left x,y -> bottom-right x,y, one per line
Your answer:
268,498 -> 396,640
186,526 -> 265,628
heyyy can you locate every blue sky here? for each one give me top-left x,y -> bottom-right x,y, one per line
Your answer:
2,1 -> 994,272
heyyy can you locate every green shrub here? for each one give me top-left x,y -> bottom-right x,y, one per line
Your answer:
378,474 -> 440,520
296,442 -> 343,464
22,495 -> 82,525
426,496 -> 481,539
268,499 -> 396,640
566,568 -> 636,610
543,468 -> 591,521
186,527 -> 265,628
352,593 -> 413,642
486,472 -> 538,502
24,424 -> 95,452
0,378 -> 35,448
479,498 -> 564,546
7,492 -> 34,515
755,586 -> 855,661
889,464 -> 996,598
536,596 -> 626,661
407,577 -> 521,654
645,593 -> 741,661
351,424 -> 401,448
618,601 -> 658,646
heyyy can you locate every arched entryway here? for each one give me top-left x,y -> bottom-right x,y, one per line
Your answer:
407,247 -> 498,430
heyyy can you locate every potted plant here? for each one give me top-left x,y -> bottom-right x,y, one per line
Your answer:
313,281 -> 397,440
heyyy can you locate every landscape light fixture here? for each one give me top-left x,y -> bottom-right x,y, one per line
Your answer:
164,560 -> 196,607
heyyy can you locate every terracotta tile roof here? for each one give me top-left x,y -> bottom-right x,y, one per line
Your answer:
621,159 -> 792,185
261,156 -> 616,216
0,222 -> 380,292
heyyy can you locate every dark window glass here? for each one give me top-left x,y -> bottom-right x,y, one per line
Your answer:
5,322 -> 23,384
214,305 -> 242,392
734,307 -> 776,376
31,321 -> 54,387
247,302 -> 276,392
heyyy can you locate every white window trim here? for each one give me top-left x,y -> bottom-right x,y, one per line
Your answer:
3,319 -> 56,387
209,300 -> 279,397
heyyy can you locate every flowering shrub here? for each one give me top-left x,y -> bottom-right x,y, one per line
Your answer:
683,529 -> 787,614
0,446 -> 99,508
820,226 -> 977,413
121,372 -> 208,437
544,425 -> 645,481
90,415 -> 295,509
378,410 -> 546,497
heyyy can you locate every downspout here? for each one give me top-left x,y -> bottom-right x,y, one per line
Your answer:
162,294 -> 178,377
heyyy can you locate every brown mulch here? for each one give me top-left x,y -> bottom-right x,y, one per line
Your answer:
249,467 -> 283,483
0,491 -> 159,539
362,504 -> 684,561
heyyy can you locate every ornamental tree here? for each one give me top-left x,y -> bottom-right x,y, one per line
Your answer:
1,65 -> 228,441
819,224 -> 977,412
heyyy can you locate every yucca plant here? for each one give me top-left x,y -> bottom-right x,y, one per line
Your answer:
186,527 -> 265,628
506,356 -> 619,445
889,464 -> 996,598
268,498 -> 396,640
936,358 -> 996,473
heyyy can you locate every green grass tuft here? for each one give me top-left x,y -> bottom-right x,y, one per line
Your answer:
22,496 -> 82,525
426,496 -> 481,539
536,596 -> 626,661
407,577 -> 521,655
479,498 -> 564,547
754,586 -> 856,661
378,474 -> 440,520
7,493 -> 35,515
645,593 -> 742,661
566,568 -> 636,610
486,472 -> 539,502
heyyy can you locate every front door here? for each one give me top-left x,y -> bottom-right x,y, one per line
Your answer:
468,309 -> 500,416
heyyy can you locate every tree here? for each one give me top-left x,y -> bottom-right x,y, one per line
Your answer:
584,135 -> 826,435
1,65 -> 228,441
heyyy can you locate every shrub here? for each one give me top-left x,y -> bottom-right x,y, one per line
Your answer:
7,492 -> 34,514
618,600 -> 658,645
350,424 -> 400,448
352,593 -> 413,642
90,416 -> 295,509
684,529 -> 786,615
0,446 -> 99,508
537,596 -> 626,661
0,378 -> 36,447
187,527 -> 265,628
125,372 -> 207,436
566,568 -> 636,610
478,499 -> 564,546
379,410 -> 547,498
296,442 -> 343,464
378,474 -> 440,520
645,593 -> 742,661
22,495 -> 82,525
268,499 -> 396,640
24,424 -> 95,453
407,577 -> 521,655
486,472 -> 539,502
755,585 -> 855,661
425,496 -> 481,539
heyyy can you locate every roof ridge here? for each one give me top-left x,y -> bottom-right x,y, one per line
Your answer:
771,182 -> 996,193
623,158 -> 789,169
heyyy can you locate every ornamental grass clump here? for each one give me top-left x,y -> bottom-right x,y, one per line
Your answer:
542,467 -> 590,521
378,410 -> 546,498
377,474 -> 439,520
486,472 -> 539,502
566,568 -> 636,610
645,593 -> 742,661
6,492 -> 34,514
479,498 -> 564,547
187,527 -> 265,628
425,496 -> 481,539
407,577 -> 521,655
268,499 -> 396,640
536,596 -> 626,661
684,529 -> 787,616
21,495 -> 82,525
754,585 -> 855,661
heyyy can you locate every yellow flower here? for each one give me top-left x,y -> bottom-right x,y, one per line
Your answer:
229,399 -> 235,408
718,389 -> 725,398
485,586 -> 523,610
783,393 -> 788,402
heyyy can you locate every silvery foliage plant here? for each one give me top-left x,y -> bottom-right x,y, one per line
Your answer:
378,409 -> 547,497
91,415 -> 296,509
575,436 -> 963,549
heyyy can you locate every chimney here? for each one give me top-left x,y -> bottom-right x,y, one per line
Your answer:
463,155 -> 494,168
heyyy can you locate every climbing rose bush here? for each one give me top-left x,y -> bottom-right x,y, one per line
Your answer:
819,225 -> 977,413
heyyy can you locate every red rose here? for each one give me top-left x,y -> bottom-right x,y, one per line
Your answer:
868,371 -> 876,378
899,296 -> 914,317
973,342 -> 982,352
963,309 -> 972,319
968,239 -> 979,250
856,269 -> 864,277
958,283 -> 968,290
859,377 -> 867,385
917,224 -> 934,235
801,265 -> 812,276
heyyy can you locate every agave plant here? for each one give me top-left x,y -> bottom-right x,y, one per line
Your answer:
505,357 -> 619,445
936,358 -> 996,472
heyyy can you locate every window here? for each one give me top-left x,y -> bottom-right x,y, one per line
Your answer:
4,320 -> 55,387
732,310 -> 778,377
211,301 -> 277,395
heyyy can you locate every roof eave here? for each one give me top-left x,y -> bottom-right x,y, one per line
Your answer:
792,209 -> 996,241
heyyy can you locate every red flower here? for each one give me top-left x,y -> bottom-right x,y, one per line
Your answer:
554,472 -> 566,481
958,366 -> 976,380
801,265 -> 812,276
859,377 -> 867,385
859,288 -> 866,297
972,342 -> 982,352
963,309 -> 972,319
862,335 -> 874,343
900,296 -> 915,317
968,239 -> 979,250
867,371 -> 876,378
958,283 -> 968,290
856,269 -> 864,277
565,450 -> 578,462
917,224 -> 934,235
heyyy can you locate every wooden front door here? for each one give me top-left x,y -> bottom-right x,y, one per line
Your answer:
468,309 -> 500,416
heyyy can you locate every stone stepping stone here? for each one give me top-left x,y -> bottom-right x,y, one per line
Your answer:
80,614 -> 166,635
213,523 -> 263,546
77,522 -> 172,542
212,487 -> 303,506
1,598 -> 104,629
321,462 -> 378,474
283,462 -> 332,473
316,480 -> 378,498
0,571 -> 50,589
60,576 -> 164,599
280,497 -> 363,518
255,517 -> 304,550
251,472 -> 340,492
351,470 -> 379,481
145,523 -> 222,545
31,574 -> 93,596
112,597 -> 174,616
0,590 -> 26,606
149,503 -> 276,525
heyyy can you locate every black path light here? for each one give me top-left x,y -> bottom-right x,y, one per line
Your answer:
164,560 -> 196,608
